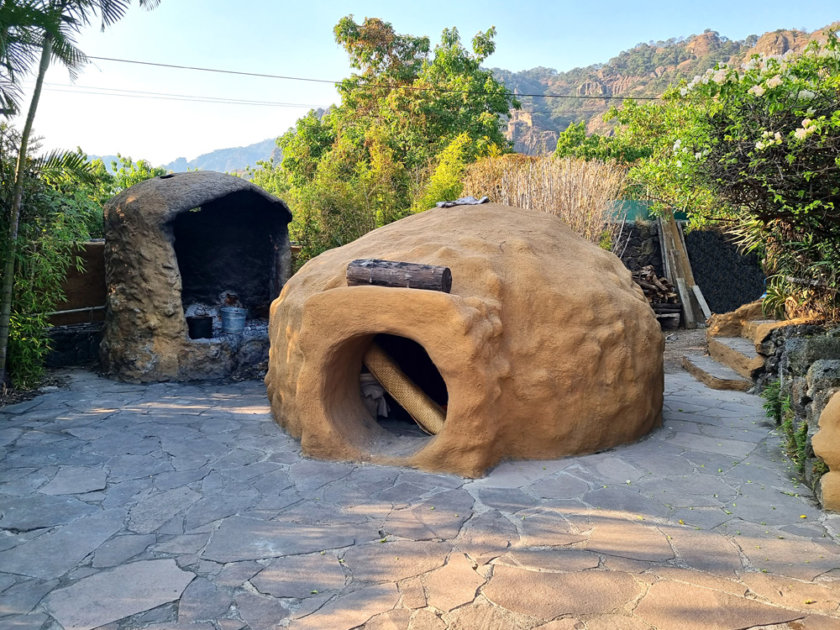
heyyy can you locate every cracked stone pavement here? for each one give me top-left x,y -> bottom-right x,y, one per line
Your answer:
1,367 -> 839,630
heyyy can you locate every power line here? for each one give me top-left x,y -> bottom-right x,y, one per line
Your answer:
41,82 -> 318,108
88,56 -> 338,85
88,55 -> 661,101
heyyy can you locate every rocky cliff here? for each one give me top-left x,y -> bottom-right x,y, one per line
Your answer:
498,23 -> 839,154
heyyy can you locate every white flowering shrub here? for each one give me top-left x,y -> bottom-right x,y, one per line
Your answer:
610,31 -> 840,320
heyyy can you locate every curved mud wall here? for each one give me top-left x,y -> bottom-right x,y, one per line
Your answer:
266,204 -> 664,477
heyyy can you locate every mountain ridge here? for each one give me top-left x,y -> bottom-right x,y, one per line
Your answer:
89,137 -> 282,175
91,22 -> 840,169
496,23 -> 838,154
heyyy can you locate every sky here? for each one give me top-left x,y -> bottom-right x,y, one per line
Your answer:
13,0 -> 840,166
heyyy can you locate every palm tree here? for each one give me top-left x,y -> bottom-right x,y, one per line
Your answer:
0,0 -> 160,386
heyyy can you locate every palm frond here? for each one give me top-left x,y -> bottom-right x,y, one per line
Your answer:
35,148 -> 98,185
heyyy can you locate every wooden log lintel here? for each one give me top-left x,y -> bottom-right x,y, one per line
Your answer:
346,259 -> 453,293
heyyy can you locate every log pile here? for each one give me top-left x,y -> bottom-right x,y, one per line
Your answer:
631,265 -> 682,328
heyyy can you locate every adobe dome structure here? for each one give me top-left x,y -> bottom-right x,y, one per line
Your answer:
265,203 -> 664,477
101,171 -> 292,382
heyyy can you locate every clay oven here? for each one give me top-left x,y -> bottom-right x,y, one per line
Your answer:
265,204 -> 664,477
101,171 -> 292,382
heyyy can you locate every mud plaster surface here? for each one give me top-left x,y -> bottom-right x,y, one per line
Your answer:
266,204 -> 664,476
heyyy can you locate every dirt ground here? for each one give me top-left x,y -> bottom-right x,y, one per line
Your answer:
663,327 -> 707,373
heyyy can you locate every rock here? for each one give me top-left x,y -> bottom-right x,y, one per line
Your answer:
807,360 -> 840,399
785,335 -> 840,376
266,204 -> 663,477
100,171 -> 292,382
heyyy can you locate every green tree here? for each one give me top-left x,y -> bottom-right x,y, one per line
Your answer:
109,153 -> 166,191
554,119 -> 650,163
0,0 -> 161,386
251,16 -> 518,266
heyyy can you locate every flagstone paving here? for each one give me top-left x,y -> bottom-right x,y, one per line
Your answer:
1,368 -> 839,630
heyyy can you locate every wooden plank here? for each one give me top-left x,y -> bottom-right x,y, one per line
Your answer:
675,277 -> 697,329
347,259 -> 452,292
692,284 -> 713,319
657,217 -> 674,284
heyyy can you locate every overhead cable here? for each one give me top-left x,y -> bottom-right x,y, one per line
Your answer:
88,55 -> 661,101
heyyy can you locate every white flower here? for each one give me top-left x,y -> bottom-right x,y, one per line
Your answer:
675,160 -> 682,167
712,69 -> 728,84
748,84 -> 766,97
806,107 -> 815,117
797,89 -> 815,100
774,132 -> 782,143
680,87 -> 688,96
755,140 -> 766,150
802,118 -> 813,128
794,128 -> 808,140
694,151 -> 703,159
766,75 -> 783,89
673,139 -> 682,152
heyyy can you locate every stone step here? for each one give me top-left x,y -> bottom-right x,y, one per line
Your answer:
681,353 -> 752,392
741,318 -> 785,345
708,336 -> 765,379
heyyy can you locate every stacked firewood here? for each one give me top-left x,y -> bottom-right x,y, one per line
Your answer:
631,265 -> 679,306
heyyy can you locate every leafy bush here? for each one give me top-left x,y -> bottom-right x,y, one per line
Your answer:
605,31 -> 840,322
0,125 -> 106,387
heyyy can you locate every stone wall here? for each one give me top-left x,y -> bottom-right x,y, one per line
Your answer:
619,221 -> 662,275
757,325 -> 840,496
683,229 -> 765,314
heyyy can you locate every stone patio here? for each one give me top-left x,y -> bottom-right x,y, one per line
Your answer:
1,363 -> 839,629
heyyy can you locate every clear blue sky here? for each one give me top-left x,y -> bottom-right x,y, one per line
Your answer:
15,0 -> 839,165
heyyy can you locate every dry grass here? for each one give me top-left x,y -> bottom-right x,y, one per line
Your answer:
463,155 -> 628,251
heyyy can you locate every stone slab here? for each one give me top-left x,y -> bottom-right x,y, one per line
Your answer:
483,565 -> 639,620
251,553 -> 347,598
39,466 -> 107,495
422,552 -> 485,611
682,353 -> 751,391
0,508 -> 125,579
634,580 -> 803,630
44,560 -> 194,630
290,584 -> 399,630
202,516 -> 357,562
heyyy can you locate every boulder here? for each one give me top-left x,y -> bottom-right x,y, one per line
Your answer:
265,204 -> 663,477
